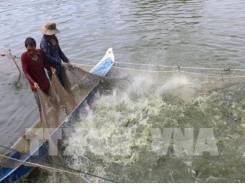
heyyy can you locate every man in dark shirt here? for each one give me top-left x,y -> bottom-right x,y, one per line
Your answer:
40,20 -> 71,86
21,37 -> 54,121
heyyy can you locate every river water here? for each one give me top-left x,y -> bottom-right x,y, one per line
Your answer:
1,0 -> 245,182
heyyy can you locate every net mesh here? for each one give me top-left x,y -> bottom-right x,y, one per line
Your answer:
39,65 -> 101,129
63,65 -> 245,183
0,64 -> 102,182
110,65 -> 245,97
2,60 -> 245,182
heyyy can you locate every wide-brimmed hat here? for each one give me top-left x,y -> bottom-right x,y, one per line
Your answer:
41,21 -> 60,35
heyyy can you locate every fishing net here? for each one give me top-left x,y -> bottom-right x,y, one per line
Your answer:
38,65 -> 101,129
109,65 -> 245,99
0,64 -> 102,182
63,64 -> 245,183
2,57 -> 245,182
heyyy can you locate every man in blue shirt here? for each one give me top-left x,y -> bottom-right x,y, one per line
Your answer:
40,21 -> 71,86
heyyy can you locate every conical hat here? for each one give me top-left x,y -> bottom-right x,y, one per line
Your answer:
41,21 -> 60,35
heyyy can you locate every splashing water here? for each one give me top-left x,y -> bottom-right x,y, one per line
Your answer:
64,71 -> 245,182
